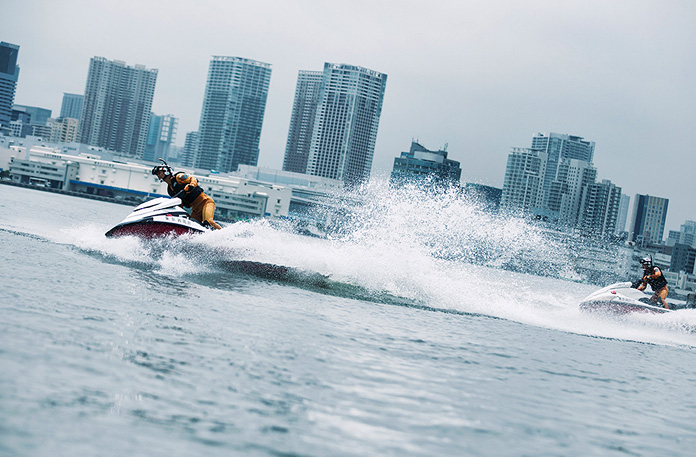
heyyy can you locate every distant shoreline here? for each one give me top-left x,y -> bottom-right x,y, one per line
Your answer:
0,179 -> 135,206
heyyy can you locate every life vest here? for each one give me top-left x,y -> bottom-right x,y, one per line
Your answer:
168,172 -> 204,207
644,266 -> 668,291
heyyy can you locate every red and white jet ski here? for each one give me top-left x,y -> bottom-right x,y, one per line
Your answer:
105,197 -> 209,238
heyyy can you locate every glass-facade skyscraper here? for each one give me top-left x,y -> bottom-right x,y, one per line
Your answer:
283,70 -> 323,174
628,194 -> 669,245
195,56 -> 272,173
143,114 -> 178,162
60,93 -> 84,120
78,57 -> 158,157
283,63 -> 387,186
0,42 -> 20,130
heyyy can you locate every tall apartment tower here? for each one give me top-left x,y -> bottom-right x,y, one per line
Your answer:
628,194 -> 669,245
143,113 -> 178,162
195,56 -> 272,172
500,147 -> 544,214
60,93 -> 84,120
553,159 -> 597,226
0,42 -> 20,130
181,131 -> 199,167
531,132 -> 595,210
578,179 -> 622,237
283,70 -> 323,174
284,63 -> 388,186
616,194 -> 630,235
79,57 -> 158,157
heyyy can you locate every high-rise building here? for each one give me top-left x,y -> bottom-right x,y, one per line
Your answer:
284,63 -> 387,186
0,42 -> 20,130
578,179 -> 622,237
390,141 -> 461,186
143,113 -> 178,162
530,132 -> 595,211
616,194 -> 630,235
181,131 -> 199,168
501,132 -> 602,225
628,194 -> 669,245
500,147 -> 544,214
553,158 -> 597,226
195,56 -> 272,173
79,57 -> 158,157
60,93 -> 84,120
283,70 -> 323,174
668,221 -> 696,247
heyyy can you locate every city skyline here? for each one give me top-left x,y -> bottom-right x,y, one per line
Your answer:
2,1 -> 695,231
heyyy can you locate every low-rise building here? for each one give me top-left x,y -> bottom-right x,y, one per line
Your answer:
5,144 -> 294,220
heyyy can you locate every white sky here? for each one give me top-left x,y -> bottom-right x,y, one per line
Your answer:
3,0 -> 695,231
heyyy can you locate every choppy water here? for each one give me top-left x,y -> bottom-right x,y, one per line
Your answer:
1,184 -> 695,457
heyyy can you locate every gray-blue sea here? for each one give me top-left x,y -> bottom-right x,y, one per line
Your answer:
1,184 -> 695,457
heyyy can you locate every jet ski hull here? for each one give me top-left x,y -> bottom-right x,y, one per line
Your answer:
105,220 -> 205,238
105,197 -> 209,239
579,298 -> 670,315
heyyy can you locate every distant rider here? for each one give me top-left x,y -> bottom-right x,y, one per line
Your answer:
637,257 -> 669,309
152,162 -> 222,230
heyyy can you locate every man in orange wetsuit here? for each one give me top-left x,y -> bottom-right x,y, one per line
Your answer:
152,165 -> 222,230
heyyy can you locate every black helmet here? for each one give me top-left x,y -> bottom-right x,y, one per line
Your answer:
152,158 -> 173,178
151,165 -> 170,176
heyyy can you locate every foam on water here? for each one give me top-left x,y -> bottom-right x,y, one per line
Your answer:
47,180 -> 696,347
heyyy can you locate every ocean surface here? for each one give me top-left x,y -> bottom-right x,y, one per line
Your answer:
1,184 -> 695,457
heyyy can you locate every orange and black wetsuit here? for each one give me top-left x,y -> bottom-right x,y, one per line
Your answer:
167,172 -> 222,230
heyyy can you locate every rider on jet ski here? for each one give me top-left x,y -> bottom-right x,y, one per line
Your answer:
636,256 -> 670,309
152,160 -> 222,230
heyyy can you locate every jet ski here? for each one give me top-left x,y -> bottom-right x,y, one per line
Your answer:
579,281 -> 696,315
105,197 -> 209,238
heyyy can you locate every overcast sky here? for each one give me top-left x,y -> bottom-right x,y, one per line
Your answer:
3,0 -> 695,231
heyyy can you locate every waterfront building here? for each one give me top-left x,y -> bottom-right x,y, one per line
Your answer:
5,145 -> 292,220
49,117 -> 80,143
670,243 -> 696,274
195,56 -> 271,173
13,105 -> 52,126
578,179 -> 622,237
390,140 -> 461,186
79,57 -> 158,157
501,132 -> 608,229
500,147 -> 544,215
143,114 -> 178,162
284,63 -> 387,186
283,70 -> 323,174
181,131 -> 199,167
628,194 -> 669,245
553,158 -> 597,226
59,93 -> 83,120
616,194 -> 630,235
668,220 -> 696,247
0,42 -> 20,132
530,132 -> 595,212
